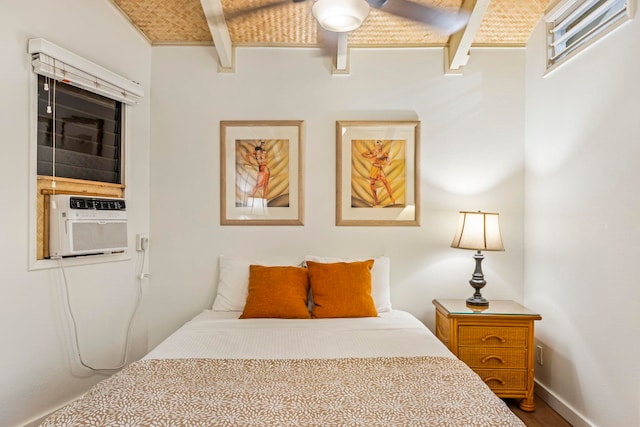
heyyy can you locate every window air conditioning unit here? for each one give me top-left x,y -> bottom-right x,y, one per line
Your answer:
49,195 -> 128,257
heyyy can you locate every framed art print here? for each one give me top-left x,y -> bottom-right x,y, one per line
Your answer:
220,120 -> 304,225
336,120 -> 420,226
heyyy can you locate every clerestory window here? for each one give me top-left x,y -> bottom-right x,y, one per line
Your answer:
545,0 -> 632,71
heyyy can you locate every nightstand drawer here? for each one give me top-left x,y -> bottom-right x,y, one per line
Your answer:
474,369 -> 527,391
458,347 -> 527,369
459,326 -> 527,347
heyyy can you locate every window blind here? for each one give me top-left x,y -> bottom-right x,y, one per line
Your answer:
28,38 -> 143,105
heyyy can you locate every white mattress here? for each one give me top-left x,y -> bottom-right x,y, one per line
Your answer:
145,309 -> 454,360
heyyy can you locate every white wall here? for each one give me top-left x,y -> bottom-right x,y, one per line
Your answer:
524,11 -> 640,427
148,46 -> 527,346
0,1 -> 151,426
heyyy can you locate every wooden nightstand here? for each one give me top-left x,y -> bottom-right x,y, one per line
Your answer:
433,299 -> 542,411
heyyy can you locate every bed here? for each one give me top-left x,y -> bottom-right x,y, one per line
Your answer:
40,256 -> 525,426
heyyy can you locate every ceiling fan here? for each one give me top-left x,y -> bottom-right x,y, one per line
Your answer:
226,0 -> 470,35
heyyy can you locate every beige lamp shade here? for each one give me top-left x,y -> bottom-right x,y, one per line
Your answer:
451,211 -> 505,251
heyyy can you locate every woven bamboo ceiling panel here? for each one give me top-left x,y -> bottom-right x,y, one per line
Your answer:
111,0 -> 551,47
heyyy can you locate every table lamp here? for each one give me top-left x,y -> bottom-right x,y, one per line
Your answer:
451,211 -> 505,306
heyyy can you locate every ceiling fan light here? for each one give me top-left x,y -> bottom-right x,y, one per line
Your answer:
312,0 -> 370,32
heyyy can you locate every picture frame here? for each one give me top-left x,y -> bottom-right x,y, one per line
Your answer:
220,120 -> 304,225
336,120 -> 420,226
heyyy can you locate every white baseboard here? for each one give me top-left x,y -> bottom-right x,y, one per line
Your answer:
535,380 -> 594,427
18,395 -> 78,427
20,413 -> 49,427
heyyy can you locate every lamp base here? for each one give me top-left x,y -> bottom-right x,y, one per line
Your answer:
466,295 -> 489,307
467,250 -> 489,307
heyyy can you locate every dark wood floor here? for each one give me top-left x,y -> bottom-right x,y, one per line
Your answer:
505,397 -> 572,427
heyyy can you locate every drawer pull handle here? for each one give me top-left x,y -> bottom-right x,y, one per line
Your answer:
481,355 -> 505,364
481,334 -> 506,343
484,377 -> 505,385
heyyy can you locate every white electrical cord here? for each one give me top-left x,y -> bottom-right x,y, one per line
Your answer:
55,248 -> 145,371
138,237 -> 148,280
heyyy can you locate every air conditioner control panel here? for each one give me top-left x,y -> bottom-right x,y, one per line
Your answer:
69,196 -> 126,211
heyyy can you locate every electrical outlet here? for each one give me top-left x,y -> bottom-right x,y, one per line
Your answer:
136,234 -> 149,252
535,345 -> 544,365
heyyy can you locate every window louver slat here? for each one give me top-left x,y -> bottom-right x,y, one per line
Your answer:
551,0 -> 601,33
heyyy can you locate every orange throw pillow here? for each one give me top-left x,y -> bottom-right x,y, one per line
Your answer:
240,265 -> 311,319
307,260 -> 378,318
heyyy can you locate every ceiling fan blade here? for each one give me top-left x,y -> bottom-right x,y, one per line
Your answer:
225,0 -> 308,21
368,0 -> 470,34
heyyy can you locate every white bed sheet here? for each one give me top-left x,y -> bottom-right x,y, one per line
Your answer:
144,309 -> 454,360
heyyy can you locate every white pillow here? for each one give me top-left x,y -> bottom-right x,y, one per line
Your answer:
304,255 -> 392,313
212,255 -> 252,312
212,255 -> 305,312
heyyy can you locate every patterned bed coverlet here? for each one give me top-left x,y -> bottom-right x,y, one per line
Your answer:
41,356 -> 525,426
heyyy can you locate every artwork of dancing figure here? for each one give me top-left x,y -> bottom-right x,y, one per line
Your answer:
245,140 -> 270,199
361,140 -> 395,207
